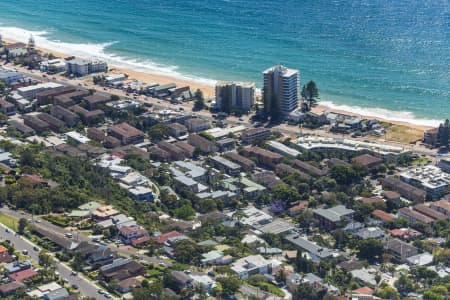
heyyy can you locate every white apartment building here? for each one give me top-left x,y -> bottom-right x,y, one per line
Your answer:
215,81 -> 255,112
263,65 -> 299,116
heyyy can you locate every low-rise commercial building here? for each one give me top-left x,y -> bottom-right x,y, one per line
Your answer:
400,165 -> 450,199
381,177 -> 426,203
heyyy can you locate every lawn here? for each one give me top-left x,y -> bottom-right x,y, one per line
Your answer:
0,212 -> 18,231
384,124 -> 424,144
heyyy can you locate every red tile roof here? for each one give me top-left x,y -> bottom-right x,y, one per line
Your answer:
353,286 -> 373,295
154,231 -> 181,244
372,209 -> 394,222
131,236 -> 151,246
8,268 -> 38,281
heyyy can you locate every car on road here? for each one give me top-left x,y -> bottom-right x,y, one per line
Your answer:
71,271 -> 78,276
71,284 -> 78,290
98,289 -> 105,294
65,233 -> 73,238
33,246 -> 40,251
5,228 -> 9,233
104,294 -> 112,299
238,118 -> 244,121
22,250 -> 28,255
35,219 -> 41,223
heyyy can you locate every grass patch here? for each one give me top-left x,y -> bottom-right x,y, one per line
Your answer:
0,212 -> 18,231
42,214 -> 71,227
385,124 -> 424,144
258,282 -> 285,297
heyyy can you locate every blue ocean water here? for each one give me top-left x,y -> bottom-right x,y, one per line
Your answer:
0,0 -> 449,124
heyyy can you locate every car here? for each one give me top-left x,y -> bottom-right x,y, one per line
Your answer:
178,107 -> 184,111
35,219 -> 41,223
239,118 -> 244,121
71,284 -> 78,290
33,246 -> 40,251
71,271 -> 77,276
5,228 -> 9,233
104,294 -> 112,299
5,240 -> 10,244
22,250 -> 28,255
98,289 -> 105,294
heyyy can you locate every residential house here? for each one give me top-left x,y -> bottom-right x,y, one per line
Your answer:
430,200 -> 450,218
352,154 -> 383,168
119,225 -> 150,246
224,151 -> 255,171
386,238 -> 418,260
241,128 -> 271,144
398,207 -> 434,225
231,255 -> 279,279
381,177 -> 426,203
209,155 -> 241,176
50,105 -> 80,127
108,123 -> 144,145
0,99 -> 15,116
184,118 -> 210,132
241,147 -> 282,168
313,205 -> 355,230
187,134 -> 218,153
167,123 -> 188,138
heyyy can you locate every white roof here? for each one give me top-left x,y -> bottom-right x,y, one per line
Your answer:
65,131 -> 91,144
17,82 -> 62,93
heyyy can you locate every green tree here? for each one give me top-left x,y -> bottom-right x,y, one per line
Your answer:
357,238 -> 384,262
147,124 -> 169,142
216,276 -> 241,296
376,286 -> 400,300
18,218 -> 28,234
174,204 -> 195,220
395,274 -> 415,296
301,80 -> 319,110
331,165 -> 357,185
194,89 -> 205,110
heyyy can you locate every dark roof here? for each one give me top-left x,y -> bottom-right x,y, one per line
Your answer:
109,123 -> 144,138
292,159 -> 327,176
0,281 -> 25,294
33,226 -> 79,250
352,154 -> 383,167
413,204 -> 447,221
337,260 -> 363,272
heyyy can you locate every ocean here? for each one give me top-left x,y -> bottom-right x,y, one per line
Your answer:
0,0 -> 449,126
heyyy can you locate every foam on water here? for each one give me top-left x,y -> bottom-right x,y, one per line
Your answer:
0,26 -> 217,86
320,100 -> 441,127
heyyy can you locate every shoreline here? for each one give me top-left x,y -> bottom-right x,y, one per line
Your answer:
2,36 -> 434,132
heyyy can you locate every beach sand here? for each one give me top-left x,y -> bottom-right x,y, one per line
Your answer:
3,37 -> 432,137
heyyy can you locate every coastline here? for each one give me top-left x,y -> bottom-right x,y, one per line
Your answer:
2,36 -> 434,132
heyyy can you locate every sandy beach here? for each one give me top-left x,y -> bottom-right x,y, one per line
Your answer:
3,37 -> 432,135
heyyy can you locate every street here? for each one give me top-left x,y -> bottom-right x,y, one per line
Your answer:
0,222 -> 114,299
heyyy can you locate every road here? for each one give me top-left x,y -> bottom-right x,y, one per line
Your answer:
0,206 -> 173,267
0,222 -> 114,300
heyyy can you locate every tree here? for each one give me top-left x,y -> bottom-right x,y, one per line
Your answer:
376,286 -> 400,300
28,35 -> 35,49
173,240 -> 201,264
216,276 -> 241,295
330,165 -> 357,185
18,218 -> 28,234
38,250 -> 56,275
301,80 -> 319,110
194,89 -> 205,111
147,124 -> 169,142
357,238 -> 384,262
174,204 -> 195,220
395,274 -> 415,296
